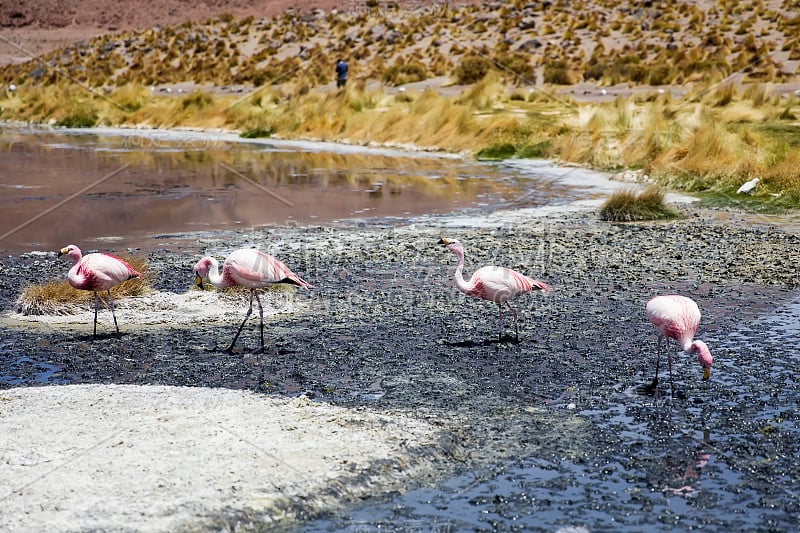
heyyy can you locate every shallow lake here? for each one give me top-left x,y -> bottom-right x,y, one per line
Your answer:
0,127 -> 618,254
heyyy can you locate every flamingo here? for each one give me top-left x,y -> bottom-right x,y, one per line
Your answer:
646,294 -> 713,396
58,244 -> 141,338
439,238 -> 551,341
193,248 -> 312,353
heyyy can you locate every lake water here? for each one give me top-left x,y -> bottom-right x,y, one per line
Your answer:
0,126 -> 622,254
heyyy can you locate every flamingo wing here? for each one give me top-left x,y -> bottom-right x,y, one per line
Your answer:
72,253 -> 139,291
469,266 -> 549,303
646,295 -> 700,348
225,249 -> 311,289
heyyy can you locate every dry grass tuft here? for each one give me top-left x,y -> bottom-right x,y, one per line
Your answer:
764,148 -> 800,191
599,185 -> 680,221
16,255 -> 151,316
455,72 -> 505,110
652,122 -> 741,184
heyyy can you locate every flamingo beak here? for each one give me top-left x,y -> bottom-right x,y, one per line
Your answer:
195,274 -> 205,290
57,248 -> 68,257
702,366 -> 711,381
438,238 -> 451,246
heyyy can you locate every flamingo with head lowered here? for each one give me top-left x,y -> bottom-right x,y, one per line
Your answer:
58,244 -> 141,338
439,238 -> 551,342
193,248 -> 312,353
646,294 -> 713,397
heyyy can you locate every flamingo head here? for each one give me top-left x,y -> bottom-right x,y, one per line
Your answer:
192,257 -> 212,290
689,340 -> 713,380
438,237 -> 463,255
57,244 -> 82,262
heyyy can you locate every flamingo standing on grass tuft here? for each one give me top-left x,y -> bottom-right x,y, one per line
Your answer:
439,238 -> 551,342
646,294 -> 713,397
193,248 -> 312,353
58,244 -> 141,338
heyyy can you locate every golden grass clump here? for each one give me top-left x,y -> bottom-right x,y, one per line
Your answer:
552,129 -> 598,165
110,84 -> 153,113
455,72 -> 505,111
653,122 -> 741,181
711,82 -> 737,106
599,185 -> 680,222
16,255 -> 150,316
764,148 -> 800,191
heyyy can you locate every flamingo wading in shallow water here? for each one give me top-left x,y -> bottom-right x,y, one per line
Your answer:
58,244 -> 141,337
193,248 -> 312,353
646,294 -> 713,396
439,238 -> 551,341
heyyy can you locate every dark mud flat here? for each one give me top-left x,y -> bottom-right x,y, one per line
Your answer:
2,208 -> 800,531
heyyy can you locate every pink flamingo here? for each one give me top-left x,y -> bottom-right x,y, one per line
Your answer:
646,294 -> 713,396
439,238 -> 551,341
193,248 -> 312,353
58,244 -> 141,337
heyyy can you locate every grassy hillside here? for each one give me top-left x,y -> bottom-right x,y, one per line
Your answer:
2,1 -> 799,89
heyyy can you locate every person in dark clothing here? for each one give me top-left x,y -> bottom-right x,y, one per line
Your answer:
335,58 -> 348,88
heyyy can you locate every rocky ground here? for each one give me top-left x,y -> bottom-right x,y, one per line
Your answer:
1,207 -> 800,530
0,0 -> 481,65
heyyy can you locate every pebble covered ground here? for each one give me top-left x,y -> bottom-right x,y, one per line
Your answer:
1,206 -> 799,530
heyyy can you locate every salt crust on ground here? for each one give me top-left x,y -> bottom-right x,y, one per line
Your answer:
0,384 -> 438,531
8,289 -> 305,327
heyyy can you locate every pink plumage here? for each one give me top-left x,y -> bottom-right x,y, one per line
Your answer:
439,238 -> 550,342
193,248 -> 312,352
58,244 -> 141,337
646,294 -> 713,396
194,248 -> 312,291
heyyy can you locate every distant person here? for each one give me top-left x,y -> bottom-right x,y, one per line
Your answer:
335,58 -> 348,88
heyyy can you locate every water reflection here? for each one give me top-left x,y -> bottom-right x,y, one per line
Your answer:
0,128 -> 568,253
650,430 -> 712,498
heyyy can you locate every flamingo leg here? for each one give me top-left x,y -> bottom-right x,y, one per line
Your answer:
650,334 -> 663,394
497,303 -> 504,341
93,291 -> 99,338
228,289 -> 255,353
667,346 -> 675,397
107,289 -> 120,336
507,301 -> 520,342
254,291 -> 265,353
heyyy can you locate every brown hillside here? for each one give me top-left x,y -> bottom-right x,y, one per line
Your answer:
1,0 -> 356,29
0,1 -> 798,93
0,0 -> 480,65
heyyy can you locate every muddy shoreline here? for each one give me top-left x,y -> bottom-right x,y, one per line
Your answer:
2,207 -> 800,531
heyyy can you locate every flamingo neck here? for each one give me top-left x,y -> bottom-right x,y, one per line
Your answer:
679,338 -> 693,353
450,246 -> 472,293
690,340 -> 713,368
204,257 -> 227,288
